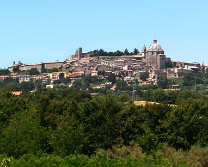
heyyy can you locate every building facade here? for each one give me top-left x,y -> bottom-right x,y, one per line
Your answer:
145,39 -> 166,69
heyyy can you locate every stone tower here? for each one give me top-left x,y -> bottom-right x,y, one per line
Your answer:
77,47 -> 82,60
142,45 -> 147,58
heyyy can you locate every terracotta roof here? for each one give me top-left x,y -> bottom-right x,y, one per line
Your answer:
90,93 -> 99,96
172,85 -> 179,87
0,76 -> 10,78
11,91 -> 22,96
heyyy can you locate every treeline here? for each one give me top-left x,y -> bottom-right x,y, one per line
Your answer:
141,89 -> 206,104
182,71 -> 208,87
0,68 -> 10,75
0,77 -> 45,91
0,88 -> 208,166
90,48 -> 139,57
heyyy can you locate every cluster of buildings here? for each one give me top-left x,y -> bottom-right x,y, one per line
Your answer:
68,39 -> 205,79
0,71 -> 84,85
6,39 -> 206,87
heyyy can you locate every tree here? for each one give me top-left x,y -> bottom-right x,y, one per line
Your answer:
140,72 -> 149,81
73,79 -> 82,89
0,109 -> 49,158
21,81 -> 35,90
157,76 -> 169,89
50,128 -> 84,156
98,70 -> 105,76
53,80 -> 61,84
115,79 -> 128,91
165,99 -> 208,150
35,79 -> 44,89
107,73 -> 116,84
136,129 -> 162,154
60,78 -> 71,84
0,68 -> 10,76
42,68 -> 59,73
124,48 -> 129,55
98,49 -> 105,56
0,77 -> 21,91
133,48 -> 139,55
114,50 -> 123,56
183,72 -> 194,86
80,95 -> 123,155
29,68 -> 40,75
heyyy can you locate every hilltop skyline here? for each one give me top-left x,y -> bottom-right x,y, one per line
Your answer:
1,0 -> 208,68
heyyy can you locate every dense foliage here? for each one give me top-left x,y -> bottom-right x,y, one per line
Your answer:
140,72 -> 149,81
1,70 -> 208,165
0,68 -> 10,76
0,87 -> 208,166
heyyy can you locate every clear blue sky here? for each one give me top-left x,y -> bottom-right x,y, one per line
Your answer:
0,0 -> 208,68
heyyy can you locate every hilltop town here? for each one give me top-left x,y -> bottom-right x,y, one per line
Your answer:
3,39 -> 206,90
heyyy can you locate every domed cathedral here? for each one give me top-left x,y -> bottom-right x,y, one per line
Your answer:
144,39 -> 166,69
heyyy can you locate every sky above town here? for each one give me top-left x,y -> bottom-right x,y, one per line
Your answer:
0,0 -> 208,68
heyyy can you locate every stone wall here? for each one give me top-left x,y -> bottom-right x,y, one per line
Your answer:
44,62 -> 65,69
20,64 -> 43,72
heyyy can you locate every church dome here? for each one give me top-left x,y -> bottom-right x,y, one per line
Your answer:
148,39 -> 163,52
